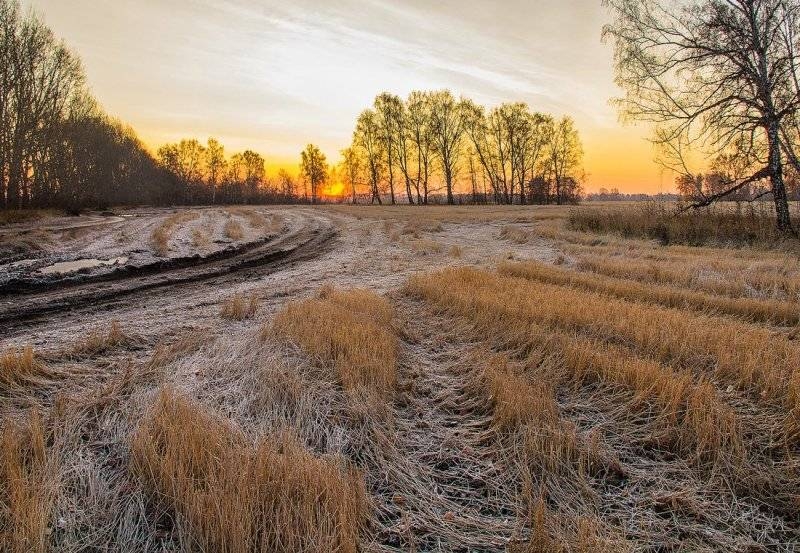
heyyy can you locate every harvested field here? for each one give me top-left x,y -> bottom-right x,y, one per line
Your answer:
1,204 -> 798,551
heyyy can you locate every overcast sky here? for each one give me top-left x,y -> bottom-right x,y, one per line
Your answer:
24,0 -> 668,193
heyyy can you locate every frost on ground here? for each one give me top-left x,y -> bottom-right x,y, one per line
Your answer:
0,206 -> 282,288
1,204 -> 797,552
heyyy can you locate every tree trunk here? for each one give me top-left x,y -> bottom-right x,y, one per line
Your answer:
767,121 -> 794,234
388,162 -> 395,205
445,169 -> 454,205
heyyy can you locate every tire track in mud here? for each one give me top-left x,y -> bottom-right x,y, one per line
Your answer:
371,297 -> 521,552
0,212 -> 338,331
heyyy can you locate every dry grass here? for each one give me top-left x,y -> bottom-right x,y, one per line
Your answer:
270,287 -> 397,397
0,410 -> 57,553
429,269 -> 800,417
449,245 -> 463,258
191,228 -> 210,249
500,225 -> 534,244
224,219 -> 245,241
0,346 -> 49,394
220,293 -> 260,320
0,209 -> 58,226
575,254 -> 800,302
67,321 -> 129,358
468,354 -> 628,550
131,387 -> 366,553
409,238 -> 444,255
151,211 -> 199,257
406,269 -> 745,462
472,354 -> 559,430
500,260 -> 800,325
227,207 -> 267,229
568,202 -> 798,248
401,219 -> 444,237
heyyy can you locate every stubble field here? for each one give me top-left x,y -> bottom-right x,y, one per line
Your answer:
1,203 -> 798,552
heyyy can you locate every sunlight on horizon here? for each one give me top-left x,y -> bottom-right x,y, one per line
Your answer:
23,0 -> 667,193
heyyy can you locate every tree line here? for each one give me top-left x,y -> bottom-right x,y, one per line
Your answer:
0,1 -> 305,212
341,91 -> 584,205
2,0 -> 587,212
0,0 -> 181,211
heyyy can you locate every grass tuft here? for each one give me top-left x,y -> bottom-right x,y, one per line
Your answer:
131,387 -> 366,553
220,293 -> 260,320
270,287 -> 397,398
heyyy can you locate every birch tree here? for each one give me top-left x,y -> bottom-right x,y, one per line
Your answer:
604,0 -> 800,233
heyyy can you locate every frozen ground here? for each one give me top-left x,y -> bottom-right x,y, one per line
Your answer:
0,205 -> 557,351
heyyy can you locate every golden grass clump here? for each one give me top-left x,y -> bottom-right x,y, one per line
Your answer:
0,411 -> 55,553
0,346 -> 48,394
499,260 -> 800,325
191,228 -> 210,249
151,211 -> 199,257
500,225 -> 533,244
409,238 -> 444,255
69,321 -> 128,358
575,255 -> 800,302
567,202 -> 795,247
131,387 -> 366,553
228,207 -> 267,229
270,288 -> 397,397
473,354 -> 559,430
449,245 -> 463,258
416,268 -> 800,417
406,269 -> 744,462
224,219 -> 245,241
220,293 -> 260,320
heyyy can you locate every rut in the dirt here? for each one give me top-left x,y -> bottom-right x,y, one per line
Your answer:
369,298 -> 523,552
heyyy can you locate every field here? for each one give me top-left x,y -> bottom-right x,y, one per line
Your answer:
1,203 -> 799,552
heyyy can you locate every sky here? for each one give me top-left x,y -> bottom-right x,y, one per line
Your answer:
24,0 -> 669,193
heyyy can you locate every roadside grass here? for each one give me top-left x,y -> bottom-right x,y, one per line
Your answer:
224,219 -> 245,241
0,346 -> 50,394
220,293 -> 260,320
151,211 -> 199,257
269,287 -> 397,398
0,209 -> 60,226
131,387 -> 366,553
68,321 -> 131,358
499,260 -> 800,325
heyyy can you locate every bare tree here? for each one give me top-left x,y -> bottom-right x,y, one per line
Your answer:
406,91 -> 434,204
461,100 -> 556,204
429,90 -> 464,205
604,0 -> 800,233
374,92 -> 402,204
277,168 -> 295,200
300,144 -> 327,204
549,117 -> 583,205
1,0 -> 84,209
206,138 -> 225,205
354,109 -> 385,204
340,146 -> 363,204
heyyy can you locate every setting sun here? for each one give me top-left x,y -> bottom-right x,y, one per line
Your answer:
321,181 -> 346,198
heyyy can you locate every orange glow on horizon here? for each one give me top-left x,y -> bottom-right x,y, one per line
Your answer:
321,181 -> 346,198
